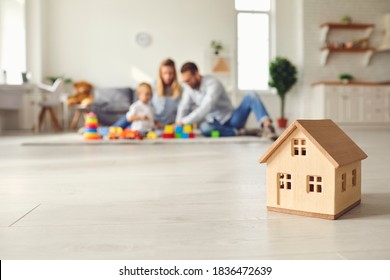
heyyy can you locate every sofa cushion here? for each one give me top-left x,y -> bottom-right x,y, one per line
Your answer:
92,87 -> 134,108
98,104 -> 129,113
91,87 -> 135,125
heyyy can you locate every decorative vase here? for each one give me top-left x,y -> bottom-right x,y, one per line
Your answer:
277,118 -> 288,129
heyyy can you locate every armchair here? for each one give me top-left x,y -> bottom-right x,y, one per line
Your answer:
35,78 -> 64,131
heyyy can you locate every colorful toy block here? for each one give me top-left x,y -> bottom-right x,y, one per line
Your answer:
164,125 -> 174,134
146,131 -> 158,139
175,126 -> 183,134
162,124 -> 195,139
162,132 -> 174,139
211,130 -> 220,138
121,129 -> 143,140
183,125 -> 192,133
108,126 -> 123,139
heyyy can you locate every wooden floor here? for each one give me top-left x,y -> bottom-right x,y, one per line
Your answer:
0,127 -> 389,259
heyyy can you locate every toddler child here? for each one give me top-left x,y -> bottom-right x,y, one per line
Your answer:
126,82 -> 155,135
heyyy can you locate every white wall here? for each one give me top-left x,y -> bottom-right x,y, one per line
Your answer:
271,0 -> 303,121
40,0 -> 235,87
274,0 -> 302,66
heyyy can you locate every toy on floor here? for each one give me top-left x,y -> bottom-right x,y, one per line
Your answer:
83,112 -> 100,140
162,125 -> 175,139
162,125 -> 195,139
146,131 -> 158,139
108,126 -> 123,139
175,125 -> 183,138
67,81 -> 94,106
259,119 -> 367,220
183,124 -> 192,134
121,129 -> 143,140
211,130 -> 220,138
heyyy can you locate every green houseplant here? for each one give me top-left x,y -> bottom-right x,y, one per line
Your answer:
211,40 -> 223,55
46,75 -> 73,92
339,73 -> 354,83
269,57 -> 297,128
341,15 -> 352,24
46,76 -> 72,85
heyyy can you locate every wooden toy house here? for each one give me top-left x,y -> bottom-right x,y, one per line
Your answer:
259,119 -> 367,220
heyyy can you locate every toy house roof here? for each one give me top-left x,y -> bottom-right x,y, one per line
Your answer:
259,119 -> 368,168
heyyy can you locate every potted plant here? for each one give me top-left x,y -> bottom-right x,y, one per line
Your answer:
339,73 -> 354,83
46,76 -> 72,85
211,40 -> 223,55
46,75 -> 73,92
341,15 -> 352,24
269,57 -> 297,128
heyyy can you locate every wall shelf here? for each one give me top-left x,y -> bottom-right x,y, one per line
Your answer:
320,47 -> 375,66
321,47 -> 375,52
320,22 -> 375,66
320,23 -> 374,44
320,23 -> 375,28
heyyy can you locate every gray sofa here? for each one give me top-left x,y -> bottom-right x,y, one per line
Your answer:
90,87 -> 136,126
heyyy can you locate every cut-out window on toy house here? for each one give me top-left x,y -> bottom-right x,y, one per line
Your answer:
307,175 -> 322,193
292,138 -> 307,156
341,173 -> 347,192
278,173 -> 292,190
352,169 -> 357,187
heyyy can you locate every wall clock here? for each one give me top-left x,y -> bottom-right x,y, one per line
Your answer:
135,32 -> 152,47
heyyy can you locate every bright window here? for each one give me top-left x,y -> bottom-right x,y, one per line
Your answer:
0,0 -> 26,84
236,0 -> 270,90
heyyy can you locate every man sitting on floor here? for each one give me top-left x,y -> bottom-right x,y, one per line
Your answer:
176,62 -> 277,141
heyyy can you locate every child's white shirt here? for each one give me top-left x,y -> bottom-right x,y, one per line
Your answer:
126,100 -> 155,132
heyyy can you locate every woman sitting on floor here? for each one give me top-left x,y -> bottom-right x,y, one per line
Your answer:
102,58 -> 182,133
